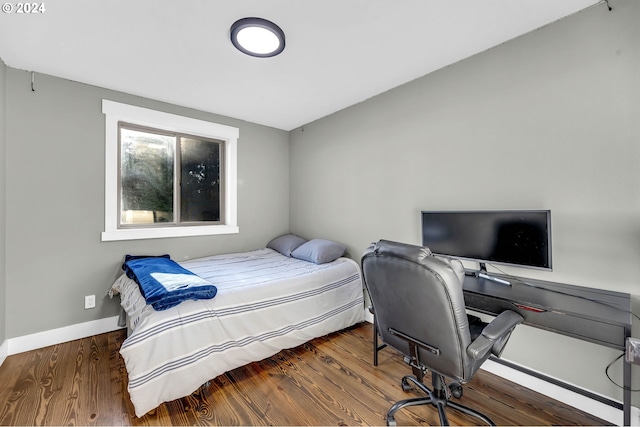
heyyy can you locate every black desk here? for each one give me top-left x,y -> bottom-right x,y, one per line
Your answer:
463,272 -> 632,425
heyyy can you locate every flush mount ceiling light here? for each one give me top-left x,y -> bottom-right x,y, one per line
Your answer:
230,17 -> 285,58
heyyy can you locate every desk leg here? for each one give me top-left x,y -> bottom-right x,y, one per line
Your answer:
373,318 -> 379,366
624,358 -> 631,426
371,315 -> 387,366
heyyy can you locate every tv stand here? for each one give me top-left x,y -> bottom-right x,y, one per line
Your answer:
470,262 -> 511,286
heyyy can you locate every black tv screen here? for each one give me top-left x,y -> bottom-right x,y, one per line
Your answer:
421,210 -> 552,270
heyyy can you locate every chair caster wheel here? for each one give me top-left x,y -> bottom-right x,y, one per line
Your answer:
449,383 -> 463,399
401,378 -> 413,391
387,416 -> 397,426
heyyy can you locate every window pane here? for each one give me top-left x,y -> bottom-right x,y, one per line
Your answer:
120,127 -> 175,225
180,137 -> 222,222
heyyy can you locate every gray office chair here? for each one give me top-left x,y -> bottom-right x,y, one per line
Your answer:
361,240 -> 523,426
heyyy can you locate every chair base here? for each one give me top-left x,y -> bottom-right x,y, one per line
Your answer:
386,374 -> 495,426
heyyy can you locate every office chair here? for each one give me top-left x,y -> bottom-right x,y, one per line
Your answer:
361,240 -> 523,426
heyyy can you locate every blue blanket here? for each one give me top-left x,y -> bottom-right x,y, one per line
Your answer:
122,255 -> 218,310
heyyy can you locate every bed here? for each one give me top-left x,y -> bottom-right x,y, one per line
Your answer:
109,243 -> 365,417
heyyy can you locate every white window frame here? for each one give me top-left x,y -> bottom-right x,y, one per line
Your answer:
101,100 -> 239,241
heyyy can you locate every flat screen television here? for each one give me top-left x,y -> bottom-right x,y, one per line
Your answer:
421,210 -> 552,276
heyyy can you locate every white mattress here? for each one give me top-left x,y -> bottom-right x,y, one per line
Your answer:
110,248 -> 365,417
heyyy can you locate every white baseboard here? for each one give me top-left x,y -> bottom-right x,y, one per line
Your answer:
480,358 -> 636,426
0,339 -> 7,367
7,315 -> 124,356
364,308 -> 373,323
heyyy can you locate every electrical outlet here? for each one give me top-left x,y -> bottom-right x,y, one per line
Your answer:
84,295 -> 96,310
626,337 -> 640,365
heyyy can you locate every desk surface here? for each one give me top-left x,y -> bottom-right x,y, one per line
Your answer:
463,271 -> 633,425
462,272 -> 632,350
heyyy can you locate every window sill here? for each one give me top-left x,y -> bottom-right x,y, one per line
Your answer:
101,225 -> 239,242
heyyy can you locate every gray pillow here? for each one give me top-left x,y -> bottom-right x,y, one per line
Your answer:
267,234 -> 307,257
291,239 -> 347,264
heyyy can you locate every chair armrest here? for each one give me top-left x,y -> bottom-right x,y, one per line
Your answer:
482,310 -> 523,340
467,310 -> 523,361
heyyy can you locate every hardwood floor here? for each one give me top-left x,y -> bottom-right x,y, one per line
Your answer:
0,322 -> 611,426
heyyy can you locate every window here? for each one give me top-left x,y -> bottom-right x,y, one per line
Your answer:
102,100 -> 239,241
119,124 -> 225,226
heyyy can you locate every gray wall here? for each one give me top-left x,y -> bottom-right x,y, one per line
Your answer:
0,58 -> 6,347
4,69 -> 290,338
290,0 -> 640,402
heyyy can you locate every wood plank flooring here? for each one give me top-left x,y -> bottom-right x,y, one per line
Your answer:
0,322 -> 611,426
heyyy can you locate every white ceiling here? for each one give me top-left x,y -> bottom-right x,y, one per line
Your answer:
0,0 -> 600,131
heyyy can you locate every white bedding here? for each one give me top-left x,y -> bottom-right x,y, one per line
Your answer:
110,248 -> 365,417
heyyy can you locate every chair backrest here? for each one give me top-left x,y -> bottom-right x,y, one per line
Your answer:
362,240 -> 473,382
